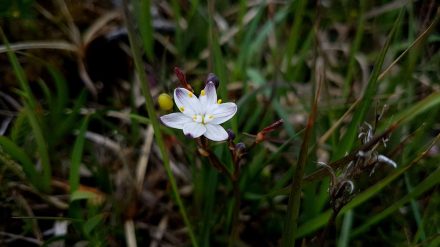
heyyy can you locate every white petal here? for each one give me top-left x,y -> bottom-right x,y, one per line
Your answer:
183,122 -> 206,138
174,88 -> 202,116
208,102 -> 237,124
204,124 -> 228,141
199,82 -> 217,114
160,113 -> 192,129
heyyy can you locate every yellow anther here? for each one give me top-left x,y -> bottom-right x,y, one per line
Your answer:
179,107 -> 185,112
193,115 -> 197,120
188,92 -> 194,98
217,99 -> 222,104
200,90 -> 206,96
209,115 -> 213,119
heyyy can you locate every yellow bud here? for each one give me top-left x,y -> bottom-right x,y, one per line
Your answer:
158,93 -> 173,111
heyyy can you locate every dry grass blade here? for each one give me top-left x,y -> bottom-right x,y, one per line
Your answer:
0,41 -> 77,53
83,11 -> 121,45
124,220 -> 138,247
136,125 -> 155,192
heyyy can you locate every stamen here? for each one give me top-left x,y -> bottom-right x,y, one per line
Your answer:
179,107 -> 185,112
209,115 -> 213,119
192,115 -> 197,121
200,90 -> 206,96
217,99 -> 222,104
188,92 -> 193,98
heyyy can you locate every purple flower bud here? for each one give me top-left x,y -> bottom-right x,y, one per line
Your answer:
205,73 -> 220,88
227,129 -> 235,140
235,142 -> 246,151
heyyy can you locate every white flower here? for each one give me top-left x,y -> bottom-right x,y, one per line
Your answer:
160,82 -> 237,141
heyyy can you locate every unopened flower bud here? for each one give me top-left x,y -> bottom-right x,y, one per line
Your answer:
235,142 -> 246,151
227,129 -> 235,140
255,119 -> 284,143
158,93 -> 173,111
206,73 -> 220,88
174,66 -> 193,91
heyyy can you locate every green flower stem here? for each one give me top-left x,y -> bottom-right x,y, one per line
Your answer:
122,2 -> 198,246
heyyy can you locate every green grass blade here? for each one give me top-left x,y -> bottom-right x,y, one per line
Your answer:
1,29 -> 52,192
48,66 -> 68,117
404,173 -> 426,241
281,75 -> 321,247
23,107 -> 52,191
0,136 -> 39,186
352,166 -> 440,236
342,0 -> 366,98
285,0 -> 307,80
296,211 -> 332,238
83,213 -> 104,237
70,190 -> 97,202
385,91 -> 440,128
0,29 -> 36,109
69,116 -> 90,193
135,0 -> 153,61
337,209 -> 353,247
334,8 -> 404,160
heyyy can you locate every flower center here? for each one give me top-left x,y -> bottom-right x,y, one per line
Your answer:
192,114 -> 214,125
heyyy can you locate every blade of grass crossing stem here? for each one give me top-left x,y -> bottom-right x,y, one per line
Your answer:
122,2 -> 198,246
296,133 -> 440,238
352,166 -> 440,237
1,30 -> 52,192
333,9 -> 404,160
69,116 -> 90,193
0,136 -> 39,186
281,74 -> 321,247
